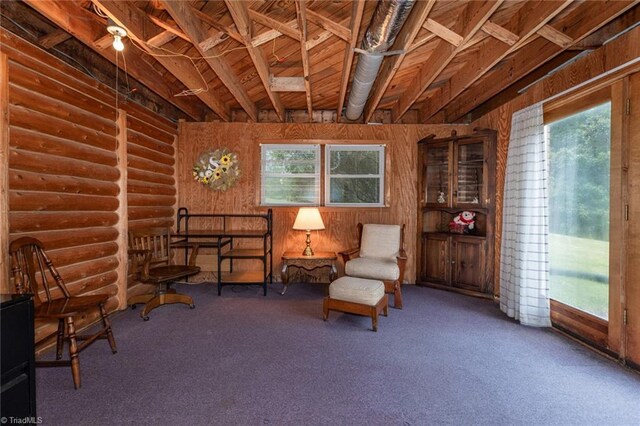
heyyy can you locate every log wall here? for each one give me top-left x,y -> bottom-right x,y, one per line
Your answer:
177,122 -> 468,283
0,30 -> 177,346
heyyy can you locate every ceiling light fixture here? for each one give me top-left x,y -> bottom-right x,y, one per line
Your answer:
106,18 -> 127,52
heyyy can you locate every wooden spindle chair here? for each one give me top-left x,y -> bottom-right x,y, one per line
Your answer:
9,237 -> 117,389
127,228 -> 200,321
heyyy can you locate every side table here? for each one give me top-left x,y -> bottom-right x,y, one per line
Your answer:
280,251 -> 338,295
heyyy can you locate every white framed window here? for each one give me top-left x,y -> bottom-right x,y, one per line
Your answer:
325,145 -> 385,207
260,144 -> 320,206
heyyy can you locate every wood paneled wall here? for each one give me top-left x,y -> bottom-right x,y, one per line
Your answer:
177,122 -> 468,283
472,23 -> 640,297
0,30 -> 177,346
471,25 -> 640,356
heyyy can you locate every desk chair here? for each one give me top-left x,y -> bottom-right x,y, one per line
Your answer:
128,228 -> 200,320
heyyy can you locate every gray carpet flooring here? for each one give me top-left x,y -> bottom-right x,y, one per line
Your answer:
36,283 -> 640,425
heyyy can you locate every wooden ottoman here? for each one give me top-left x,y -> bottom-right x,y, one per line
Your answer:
323,276 -> 388,331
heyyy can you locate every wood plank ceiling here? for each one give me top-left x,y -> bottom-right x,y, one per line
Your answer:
6,0 -> 640,123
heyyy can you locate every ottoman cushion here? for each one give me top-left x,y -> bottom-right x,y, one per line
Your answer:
329,277 -> 385,306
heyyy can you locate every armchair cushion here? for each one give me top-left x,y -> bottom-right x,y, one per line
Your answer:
345,257 -> 400,281
359,224 -> 402,259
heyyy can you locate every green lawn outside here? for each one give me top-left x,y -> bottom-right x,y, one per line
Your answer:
549,233 -> 609,319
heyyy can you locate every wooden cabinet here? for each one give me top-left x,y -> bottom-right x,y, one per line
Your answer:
1,294 -> 36,419
417,129 -> 496,297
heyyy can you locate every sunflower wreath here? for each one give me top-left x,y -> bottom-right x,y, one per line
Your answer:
192,148 -> 241,191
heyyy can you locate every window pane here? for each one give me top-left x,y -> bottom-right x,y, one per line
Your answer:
547,102 -> 610,319
264,150 -> 318,174
263,177 -> 318,205
329,177 -> 380,204
329,150 -> 380,175
261,145 -> 320,205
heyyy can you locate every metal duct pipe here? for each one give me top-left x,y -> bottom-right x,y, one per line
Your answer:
345,0 -> 415,121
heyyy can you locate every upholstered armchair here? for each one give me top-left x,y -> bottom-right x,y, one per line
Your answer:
339,223 -> 407,309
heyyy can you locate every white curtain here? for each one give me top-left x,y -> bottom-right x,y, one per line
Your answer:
500,103 -> 551,327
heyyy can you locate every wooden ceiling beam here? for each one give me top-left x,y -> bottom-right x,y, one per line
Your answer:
420,0 -> 573,122
361,0 -> 436,123
423,18 -> 463,47
270,76 -> 306,92
481,21 -> 519,46
146,15 -> 190,42
37,28 -> 72,49
306,17 -> 350,50
295,0 -> 313,119
336,0 -> 365,122
461,50 -> 582,123
444,0 -> 637,123
305,9 -> 351,42
146,30 -> 178,48
160,0 -> 257,122
199,32 -> 229,52
251,20 -> 298,47
537,24 -> 574,48
93,0 -> 230,121
24,0 -> 208,120
391,0 -> 502,123
408,33 -> 437,53
189,6 -> 244,45
224,0 -> 285,121
248,9 -> 300,41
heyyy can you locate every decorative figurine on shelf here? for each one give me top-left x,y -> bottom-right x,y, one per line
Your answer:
437,191 -> 446,203
449,211 -> 476,234
472,196 -> 479,204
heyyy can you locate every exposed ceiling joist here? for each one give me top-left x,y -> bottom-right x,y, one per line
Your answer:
270,76 -> 306,92
146,30 -> 178,48
537,24 -> 574,48
306,17 -> 350,50
146,14 -> 190,43
160,0 -> 258,122
424,18 -> 463,47
189,6 -> 244,45
295,0 -> 313,119
14,0 -> 638,124
481,21 -> 519,46
37,28 -> 71,49
420,0 -> 574,122
251,20 -> 298,47
305,8 -> 351,42
444,0 -> 638,123
93,0 -> 231,121
248,9 -> 300,41
23,0 -> 208,121
224,0 -> 285,121
391,0 -> 503,123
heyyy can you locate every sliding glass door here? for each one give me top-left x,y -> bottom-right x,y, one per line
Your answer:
546,102 -> 611,320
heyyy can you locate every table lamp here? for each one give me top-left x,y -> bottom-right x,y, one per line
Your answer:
293,207 -> 325,256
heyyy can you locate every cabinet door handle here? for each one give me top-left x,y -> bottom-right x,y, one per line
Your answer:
451,260 -> 455,264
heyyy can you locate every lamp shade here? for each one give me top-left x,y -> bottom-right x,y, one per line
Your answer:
292,208 -> 325,231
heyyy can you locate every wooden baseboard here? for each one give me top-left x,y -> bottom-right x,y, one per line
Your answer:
416,282 -> 494,300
